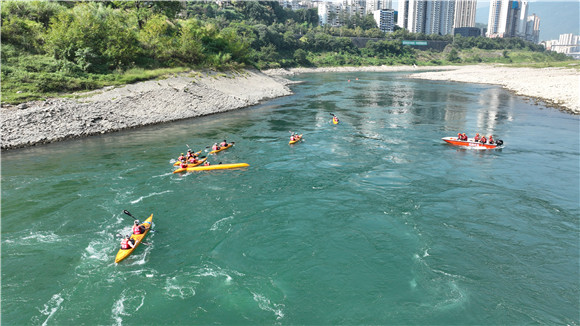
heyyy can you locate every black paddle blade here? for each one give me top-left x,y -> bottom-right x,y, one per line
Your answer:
123,210 -> 135,219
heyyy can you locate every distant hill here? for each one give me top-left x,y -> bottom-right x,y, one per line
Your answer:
476,1 -> 579,41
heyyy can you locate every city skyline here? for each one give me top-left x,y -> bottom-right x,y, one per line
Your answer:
388,1 -> 578,41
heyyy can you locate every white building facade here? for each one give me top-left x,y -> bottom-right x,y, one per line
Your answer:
453,0 -> 477,28
397,0 -> 455,35
487,0 -> 528,38
318,1 -> 342,26
373,9 -> 395,33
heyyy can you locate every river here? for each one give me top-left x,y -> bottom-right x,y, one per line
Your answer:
2,71 -> 579,325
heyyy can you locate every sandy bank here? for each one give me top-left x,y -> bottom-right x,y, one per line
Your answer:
1,69 -> 294,150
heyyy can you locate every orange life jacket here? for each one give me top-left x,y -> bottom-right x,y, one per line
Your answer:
121,238 -> 130,249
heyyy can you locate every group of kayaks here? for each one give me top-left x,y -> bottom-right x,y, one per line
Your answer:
116,118 -> 503,263
171,142 -> 249,173
115,142 -> 251,263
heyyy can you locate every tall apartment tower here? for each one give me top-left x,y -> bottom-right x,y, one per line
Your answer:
318,1 -> 342,26
487,0 -> 526,38
397,0 -> 455,35
453,0 -> 477,28
343,0 -> 366,16
524,14 -> 540,43
397,0 -> 410,29
516,1 -> 529,37
366,0 -> 392,12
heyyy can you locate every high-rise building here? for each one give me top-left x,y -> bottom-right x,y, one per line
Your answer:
366,0 -> 392,14
318,1 -> 342,26
516,1 -> 529,38
486,0 -> 526,38
397,0 -> 455,35
523,13 -> 540,43
453,0 -> 477,28
373,8 -> 396,32
397,0 -> 410,29
343,0 -> 366,16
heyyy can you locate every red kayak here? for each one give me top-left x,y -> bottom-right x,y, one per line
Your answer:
442,137 -> 503,149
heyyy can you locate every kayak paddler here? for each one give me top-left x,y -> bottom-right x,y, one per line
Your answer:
132,220 -> 146,235
120,235 -> 136,250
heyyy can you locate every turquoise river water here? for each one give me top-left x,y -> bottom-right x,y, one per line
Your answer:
2,72 -> 579,325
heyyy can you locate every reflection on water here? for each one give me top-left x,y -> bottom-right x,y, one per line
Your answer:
477,87 -> 515,133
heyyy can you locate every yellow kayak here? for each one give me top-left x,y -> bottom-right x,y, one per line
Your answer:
115,214 -> 153,263
172,157 -> 208,173
174,163 -> 249,173
289,134 -> 303,144
209,143 -> 234,154
173,150 -> 202,166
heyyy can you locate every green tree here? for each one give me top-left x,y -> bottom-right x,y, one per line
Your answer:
138,14 -> 178,62
293,48 -> 309,65
1,16 -> 44,53
446,48 -> 461,62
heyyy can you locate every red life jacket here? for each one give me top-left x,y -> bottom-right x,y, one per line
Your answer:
481,137 -> 487,143
133,225 -> 142,235
180,162 -> 188,168
221,142 -> 227,147
121,238 -> 130,249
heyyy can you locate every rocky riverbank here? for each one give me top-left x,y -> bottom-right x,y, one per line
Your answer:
1,69 -> 294,150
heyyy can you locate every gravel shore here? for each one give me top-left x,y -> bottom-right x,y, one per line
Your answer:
2,64 -> 577,150
1,69 -> 294,150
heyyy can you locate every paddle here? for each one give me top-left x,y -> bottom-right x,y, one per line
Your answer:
123,210 -> 157,233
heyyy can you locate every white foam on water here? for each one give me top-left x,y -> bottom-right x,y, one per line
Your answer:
210,215 -> 234,231
111,289 -> 147,325
151,171 -> 174,178
251,292 -> 285,320
111,292 -> 127,326
82,240 -> 110,262
130,190 -> 172,204
22,231 -> 62,244
196,265 -> 244,284
39,293 -> 64,326
433,281 -> 468,311
163,276 -> 197,299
